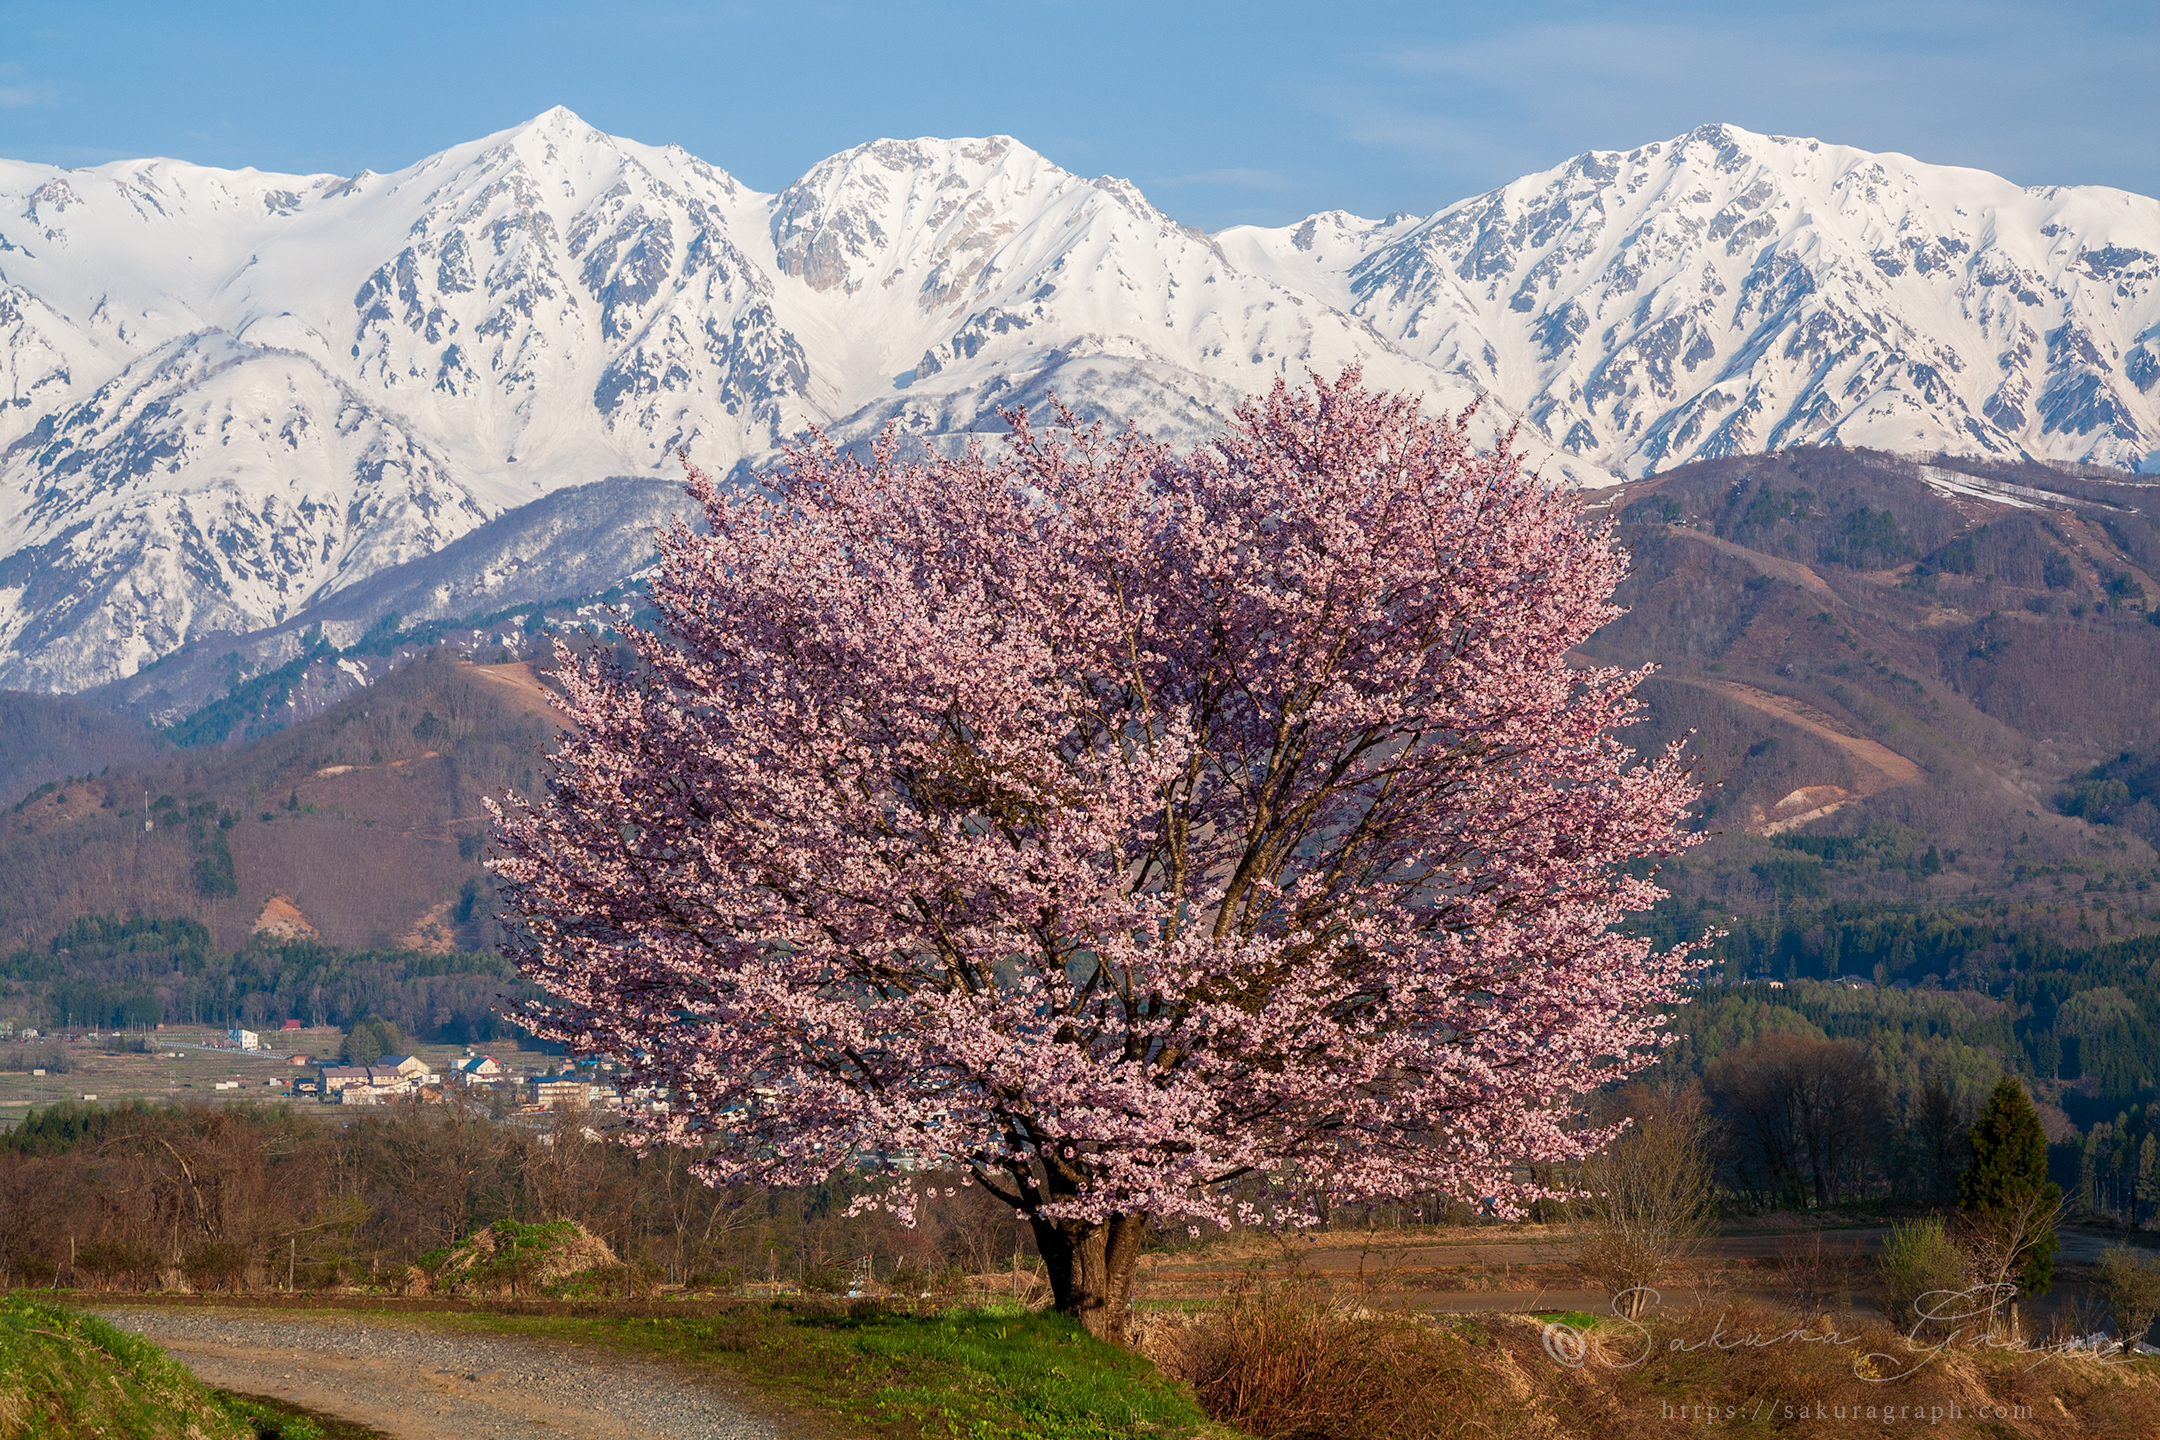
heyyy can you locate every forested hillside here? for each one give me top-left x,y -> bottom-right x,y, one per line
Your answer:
0,649 -> 561,955
1590,448 -> 2160,1217
0,914 -> 531,1043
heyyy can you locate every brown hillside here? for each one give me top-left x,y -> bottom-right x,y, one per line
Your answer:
7,448 -> 2160,952
0,691 -> 166,809
1587,448 -> 2160,909
0,649 -> 564,954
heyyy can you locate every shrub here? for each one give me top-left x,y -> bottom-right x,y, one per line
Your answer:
183,1240 -> 250,1293
1877,1216 -> 1970,1334
1775,1231 -> 1863,1316
1147,1278 -> 1480,1440
73,1239 -> 160,1291
2096,1245 -> 2160,1348
684,1265 -> 741,1292
928,1263 -> 970,1304
801,1256 -> 853,1294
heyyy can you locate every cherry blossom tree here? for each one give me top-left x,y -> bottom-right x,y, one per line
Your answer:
489,370 -> 1701,1341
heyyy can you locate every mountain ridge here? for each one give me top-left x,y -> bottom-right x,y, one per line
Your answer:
1221,123 -> 2159,477
3,113 -> 2155,693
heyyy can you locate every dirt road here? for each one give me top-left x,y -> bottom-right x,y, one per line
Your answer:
96,1307 -> 798,1440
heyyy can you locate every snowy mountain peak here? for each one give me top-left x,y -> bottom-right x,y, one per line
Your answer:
3,118 -> 2156,695
1226,122 -> 2160,478
770,135 -> 1070,296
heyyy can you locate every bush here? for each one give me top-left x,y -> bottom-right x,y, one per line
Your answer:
801,1255 -> 853,1294
684,1265 -> 740,1291
73,1238 -> 160,1291
1877,1216 -> 1970,1335
928,1263 -> 970,1304
184,1240 -> 250,1293
1147,1277 -> 1479,1440
2096,1245 -> 2160,1347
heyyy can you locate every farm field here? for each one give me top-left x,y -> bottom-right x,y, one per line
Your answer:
1121,1217 -> 2152,1331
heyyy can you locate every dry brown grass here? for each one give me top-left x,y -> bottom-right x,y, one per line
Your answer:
1138,1260 -> 2160,1440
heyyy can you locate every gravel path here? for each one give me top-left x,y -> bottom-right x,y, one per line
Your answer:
95,1307 -> 801,1440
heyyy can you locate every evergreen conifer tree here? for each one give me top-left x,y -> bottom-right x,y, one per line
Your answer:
1958,1076 -> 2062,1293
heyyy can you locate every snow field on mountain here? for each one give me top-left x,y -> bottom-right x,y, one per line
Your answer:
0,112 -> 2154,692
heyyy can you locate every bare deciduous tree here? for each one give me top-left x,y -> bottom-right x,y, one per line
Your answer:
1958,1184 -> 2069,1339
1707,1034 -> 1886,1207
1573,1091 -> 1714,1317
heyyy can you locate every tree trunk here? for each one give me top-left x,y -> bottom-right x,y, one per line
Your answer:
1029,1212 -> 1147,1345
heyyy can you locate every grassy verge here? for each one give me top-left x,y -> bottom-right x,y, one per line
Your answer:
0,1294 -> 386,1440
429,1299 -> 1225,1440
0,1294 -> 247,1439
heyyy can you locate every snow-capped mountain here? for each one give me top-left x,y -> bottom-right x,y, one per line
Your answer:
1221,124 -> 2159,478
2,113 -> 2155,694
0,110 -> 1490,692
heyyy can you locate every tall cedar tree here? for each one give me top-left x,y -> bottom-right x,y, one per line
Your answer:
490,372 -> 1702,1341
1959,1076 -> 2062,1293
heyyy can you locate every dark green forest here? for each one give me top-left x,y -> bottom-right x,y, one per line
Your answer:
0,914 -> 531,1042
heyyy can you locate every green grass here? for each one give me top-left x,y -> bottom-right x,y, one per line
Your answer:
432,1300 -> 1225,1440
0,1293 -> 248,1438
0,1295 -> 383,1439
215,1391 -> 391,1440
1529,1309 -> 1603,1330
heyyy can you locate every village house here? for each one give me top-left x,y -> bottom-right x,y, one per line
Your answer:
317,1064 -> 419,1101
377,1054 -> 436,1083
316,1065 -> 372,1095
527,1074 -> 594,1108
453,1055 -> 503,1085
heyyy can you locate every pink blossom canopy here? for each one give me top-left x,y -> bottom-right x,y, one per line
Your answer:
490,370 -> 1701,1230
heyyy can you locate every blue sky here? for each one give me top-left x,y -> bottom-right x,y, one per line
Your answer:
1,1 -> 2153,231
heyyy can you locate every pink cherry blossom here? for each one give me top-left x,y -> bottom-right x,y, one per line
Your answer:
488,369 -> 1703,1340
